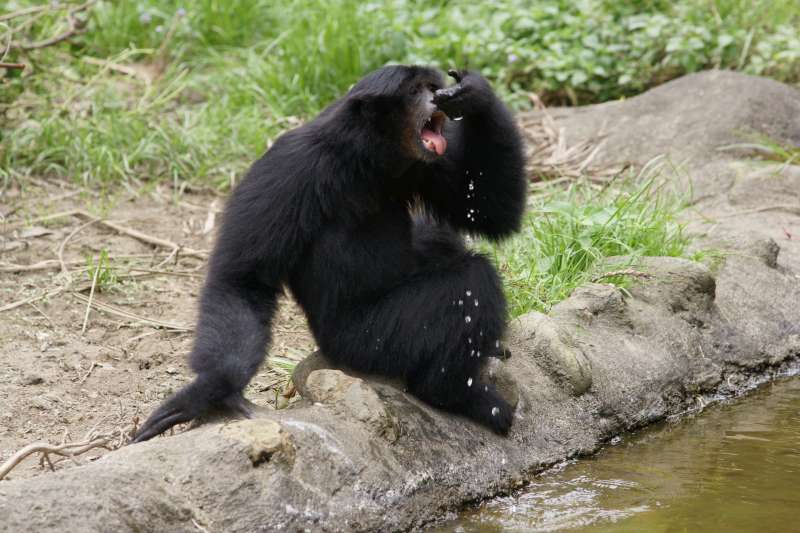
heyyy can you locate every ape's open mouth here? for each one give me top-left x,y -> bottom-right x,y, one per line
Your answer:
420,110 -> 447,156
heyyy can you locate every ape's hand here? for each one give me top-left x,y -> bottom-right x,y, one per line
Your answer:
131,375 -> 252,443
432,70 -> 493,119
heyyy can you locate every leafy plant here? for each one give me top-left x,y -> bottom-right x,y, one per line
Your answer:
85,249 -> 119,290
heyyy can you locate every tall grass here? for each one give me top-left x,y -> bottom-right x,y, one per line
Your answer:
482,173 -> 690,316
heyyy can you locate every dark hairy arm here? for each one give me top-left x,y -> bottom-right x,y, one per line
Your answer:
133,140 -> 319,442
418,70 -> 526,240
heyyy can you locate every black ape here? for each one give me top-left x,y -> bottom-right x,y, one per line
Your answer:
133,66 -> 526,442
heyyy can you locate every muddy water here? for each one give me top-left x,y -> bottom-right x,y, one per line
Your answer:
444,377 -> 800,532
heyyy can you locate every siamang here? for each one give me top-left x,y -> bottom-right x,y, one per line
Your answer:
133,65 -> 526,442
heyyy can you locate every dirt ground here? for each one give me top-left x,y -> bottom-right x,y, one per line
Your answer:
0,179 -> 316,479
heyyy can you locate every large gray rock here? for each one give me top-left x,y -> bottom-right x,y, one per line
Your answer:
2,71 -> 799,532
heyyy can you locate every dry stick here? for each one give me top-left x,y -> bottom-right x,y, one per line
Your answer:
0,62 -> 24,69
0,287 -> 64,313
58,218 -> 98,275
71,211 -> 207,258
27,301 -> 55,328
81,264 -> 100,333
127,267 -> 202,279
591,269 -> 654,283
0,209 -> 81,234
78,361 -> 99,384
0,436 -> 113,481
10,0 -> 96,51
71,292 -> 192,331
0,252 -> 202,273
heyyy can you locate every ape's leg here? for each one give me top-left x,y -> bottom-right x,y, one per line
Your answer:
324,229 -> 513,434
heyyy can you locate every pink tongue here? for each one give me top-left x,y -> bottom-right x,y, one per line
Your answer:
421,128 -> 447,155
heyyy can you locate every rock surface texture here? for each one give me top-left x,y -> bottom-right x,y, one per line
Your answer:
2,71 -> 799,532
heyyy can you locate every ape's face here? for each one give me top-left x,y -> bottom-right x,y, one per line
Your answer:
347,66 -> 449,163
406,81 -> 448,161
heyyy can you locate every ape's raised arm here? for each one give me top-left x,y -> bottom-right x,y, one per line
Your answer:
418,71 -> 526,240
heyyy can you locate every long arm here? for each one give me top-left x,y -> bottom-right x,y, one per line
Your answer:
419,71 -> 526,239
133,140 -> 319,442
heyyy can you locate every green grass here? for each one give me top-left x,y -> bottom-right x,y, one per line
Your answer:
481,172 -> 691,316
2,0 -> 800,189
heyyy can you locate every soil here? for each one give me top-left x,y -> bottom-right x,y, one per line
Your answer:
0,180 -> 316,478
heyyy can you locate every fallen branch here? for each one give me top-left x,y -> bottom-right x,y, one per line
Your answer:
0,286 -> 65,313
73,210 -> 207,259
71,292 -> 192,331
2,209 -> 207,257
0,62 -> 24,70
0,252 -> 203,273
0,423 -> 135,481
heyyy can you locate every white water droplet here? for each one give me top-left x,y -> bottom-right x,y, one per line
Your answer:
468,337 -> 472,344
465,315 -> 471,323
453,116 -> 464,121
441,367 -> 445,373
474,299 -> 479,306
495,340 -> 500,348
466,290 -> 472,296
491,407 -> 499,417
467,377 -> 473,387
477,350 -> 481,357
470,350 -> 475,356
458,299 -> 463,306
484,386 -> 488,392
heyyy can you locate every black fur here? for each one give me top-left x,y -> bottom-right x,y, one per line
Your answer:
133,66 -> 526,442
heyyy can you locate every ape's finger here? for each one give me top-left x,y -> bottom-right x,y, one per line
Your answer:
447,69 -> 462,83
132,410 -> 193,443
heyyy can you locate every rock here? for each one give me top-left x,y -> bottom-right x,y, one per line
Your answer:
303,369 -> 399,442
21,373 -> 45,386
522,70 -> 800,170
606,256 -> 716,316
291,350 -> 336,399
742,237 -> 781,269
479,357 -> 520,408
220,419 -> 295,466
507,312 -> 592,395
552,282 -> 628,327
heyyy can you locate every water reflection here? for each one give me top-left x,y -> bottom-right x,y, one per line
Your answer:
444,377 -> 800,532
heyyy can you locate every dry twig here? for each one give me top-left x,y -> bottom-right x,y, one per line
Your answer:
80,263 -> 101,333
518,94 -> 628,183
0,423 -> 136,481
71,292 -> 192,331
7,1 -> 96,51
591,268 -> 654,283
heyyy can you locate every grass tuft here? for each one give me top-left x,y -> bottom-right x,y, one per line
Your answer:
481,171 -> 690,316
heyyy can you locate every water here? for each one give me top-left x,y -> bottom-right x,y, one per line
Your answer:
443,377 -> 800,533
